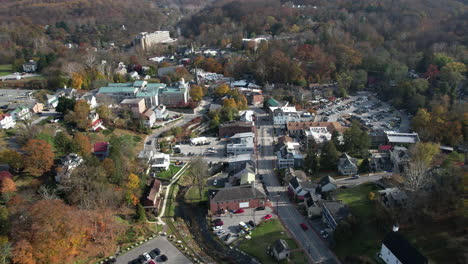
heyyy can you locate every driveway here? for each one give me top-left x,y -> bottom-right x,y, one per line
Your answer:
115,236 -> 191,264
254,107 -> 340,264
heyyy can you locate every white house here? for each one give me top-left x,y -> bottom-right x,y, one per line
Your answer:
142,108 -> 156,128
380,230 -> 428,264
277,141 -> 304,169
8,106 -> 31,121
82,94 -> 98,109
151,152 -> 170,171
46,94 -> 59,108
0,114 -> 15,129
89,112 -> 106,132
154,105 -> 168,120
270,105 -> 313,125
55,153 -> 84,182
318,176 -> 337,193
129,71 -> 140,80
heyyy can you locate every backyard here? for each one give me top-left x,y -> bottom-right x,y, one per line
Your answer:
0,64 -> 12,76
239,219 -> 307,263
334,183 -> 383,259
155,165 -> 182,180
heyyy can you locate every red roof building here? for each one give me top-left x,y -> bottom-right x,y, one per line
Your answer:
93,142 -> 109,160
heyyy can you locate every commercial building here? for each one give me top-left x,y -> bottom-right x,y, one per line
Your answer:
219,121 -> 256,138
270,105 -> 313,125
209,184 -> 267,214
226,132 -> 255,156
277,141 -> 304,169
385,131 -> 420,145
133,31 -> 177,50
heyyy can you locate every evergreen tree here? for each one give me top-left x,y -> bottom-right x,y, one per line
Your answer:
320,141 -> 339,170
136,203 -> 146,222
359,158 -> 371,173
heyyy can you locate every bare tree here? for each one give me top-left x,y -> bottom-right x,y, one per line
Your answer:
83,52 -> 96,69
0,242 -> 11,264
402,161 -> 432,192
37,185 -> 58,200
188,156 -> 209,199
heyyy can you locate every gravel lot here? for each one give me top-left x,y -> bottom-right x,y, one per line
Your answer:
175,137 -> 227,162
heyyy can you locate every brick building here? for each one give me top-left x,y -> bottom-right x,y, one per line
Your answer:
219,121 -> 256,138
209,184 -> 267,214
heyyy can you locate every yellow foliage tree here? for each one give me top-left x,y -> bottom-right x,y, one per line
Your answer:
71,72 -> 84,89
215,84 -> 230,96
190,85 -> 204,102
223,98 -> 237,108
126,173 -> 140,191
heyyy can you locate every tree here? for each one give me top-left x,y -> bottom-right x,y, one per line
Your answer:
73,132 -> 91,156
343,122 -> 370,158
11,240 -> 35,264
55,97 -> 76,114
359,158 -> 370,173
403,161 -> 432,192
215,84 -> 230,96
136,203 -> 146,222
0,150 -> 23,172
0,178 -> 16,195
336,72 -> 352,97
439,62 -> 466,88
411,108 -> 432,140
190,85 -> 204,102
22,139 -> 54,177
409,142 -> 440,167
305,151 -> 320,177
0,239 -> 11,264
68,100 -> 90,130
126,173 -> 140,192
101,158 -> 115,179
223,98 -> 237,108
188,156 -> 208,199
54,131 -> 75,156
71,72 -> 83,89
320,141 -> 339,170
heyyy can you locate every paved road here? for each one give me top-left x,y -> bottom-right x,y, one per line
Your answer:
115,236 -> 191,264
254,108 -> 340,264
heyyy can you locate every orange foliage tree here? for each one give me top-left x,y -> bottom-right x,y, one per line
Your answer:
22,139 -> 54,177
10,199 -> 122,264
73,132 -> 91,156
0,177 -> 16,194
12,240 -> 36,264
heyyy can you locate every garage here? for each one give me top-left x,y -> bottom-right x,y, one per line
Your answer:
239,202 -> 249,208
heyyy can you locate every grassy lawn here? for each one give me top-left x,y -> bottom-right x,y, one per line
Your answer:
239,219 -> 306,264
0,64 -> 12,76
334,183 -> 382,259
155,165 -> 181,180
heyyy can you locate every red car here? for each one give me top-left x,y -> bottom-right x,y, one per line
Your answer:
234,209 -> 245,214
300,223 -> 308,231
263,214 -> 272,220
148,261 -> 157,264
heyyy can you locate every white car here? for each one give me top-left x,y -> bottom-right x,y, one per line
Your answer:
216,230 -> 226,236
213,225 -> 223,231
143,252 -> 151,261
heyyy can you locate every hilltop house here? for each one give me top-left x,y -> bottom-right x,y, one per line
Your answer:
268,239 -> 290,261
8,106 -> 31,121
55,153 -> 83,182
88,112 -> 106,132
94,142 -> 110,160
22,60 -> 37,73
151,153 -> 170,171
143,179 -> 163,208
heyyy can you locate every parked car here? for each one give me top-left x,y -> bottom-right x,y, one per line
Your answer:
248,220 -> 256,228
148,261 -> 157,264
142,253 -> 151,261
216,230 -> 226,236
234,209 -> 245,214
149,251 -> 158,259
213,219 -> 223,226
152,248 -> 161,256
300,223 -> 308,231
223,233 -> 231,241
352,175 -> 360,179
256,206 -> 265,211
212,225 -> 223,231
213,179 -> 218,186
159,254 -> 168,262
263,214 -> 272,220
239,222 -> 250,232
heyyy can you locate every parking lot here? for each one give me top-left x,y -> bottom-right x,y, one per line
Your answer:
211,207 -> 274,245
175,137 -> 227,162
316,92 -> 411,133
115,236 -> 191,264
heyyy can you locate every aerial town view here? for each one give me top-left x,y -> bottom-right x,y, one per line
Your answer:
0,0 -> 466,264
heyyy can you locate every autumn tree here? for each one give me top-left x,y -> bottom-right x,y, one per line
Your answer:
0,178 -> 16,195
22,139 -> 54,177
72,132 -> 91,156
215,84 -> 230,96
65,100 -> 90,130
223,98 -> 237,108
70,72 -> 84,89
409,142 -> 440,167
190,84 -> 204,102
126,173 -> 140,192
101,158 -> 115,179
11,240 -> 35,264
